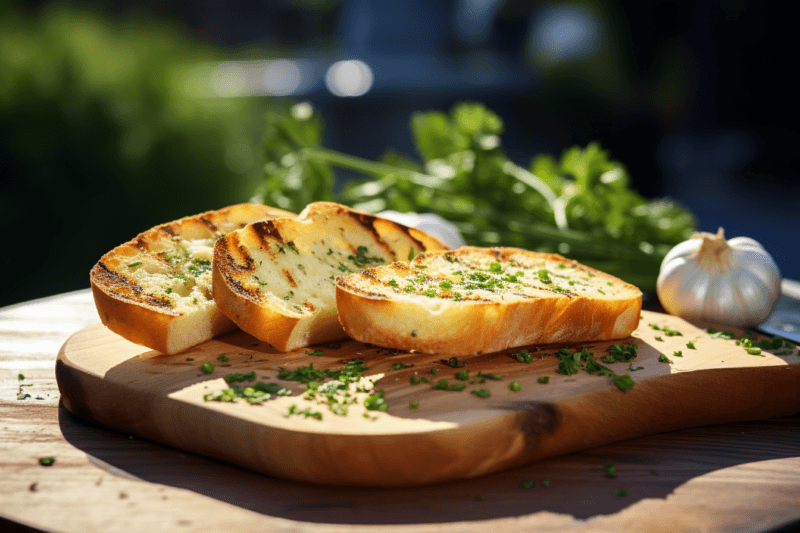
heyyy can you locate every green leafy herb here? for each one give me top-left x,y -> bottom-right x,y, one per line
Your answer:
429,368 -> 439,375
537,269 -> 552,284
612,375 -> 635,392
201,363 -> 214,374
510,380 -> 522,392
348,245 -> 384,267
389,363 -> 410,371
658,354 -> 672,364
216,354 -> 229,362
471,389 -> 491,398
453,292 -> 462,301
455,370 -> 470,381
612,488 -> 628,497
628,364 -> 644,372
410,374 -> 421,385
38,457 -> 55,466
408,248 -> 416,261
478,373 -> 502,381
410,401 -> 419,408
538,376 -> 549,384
306,350 -> 324,356
608,342 -> 638,362
411,331 -> 417,337
285,405 -> 322,420
18,374 -> 24,381
686,341 -> 696,349
603,462 -> 617,478
127,262 -> 142,268
650,469 -> 658,476
522,480 -> 534,489
224,371 -> 256,384
439,280 -> 453,289
672,350 -> 683,358
433,379 -> 467,391
488,261 -> 502,273
655,336 -> 664,342
388,279 -> 398,287
443,357 -> 465,368
364,390 -> 388,411
515,349 -> 533,363
542,480 -> 551,487
584,355 -> 613,376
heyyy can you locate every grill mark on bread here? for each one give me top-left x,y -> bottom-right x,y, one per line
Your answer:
94,262 -> 175,310
345,211 -> 396,258
199,217 -> 218,232
160,225 -> 176,237
251,220 -> 284,244
283,269 -> 298,288
226,275 -> 262,302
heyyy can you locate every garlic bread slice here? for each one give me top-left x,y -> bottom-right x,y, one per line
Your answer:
336,247 -> 642,355
212,202 -> 448,351
91,204 -> 295,354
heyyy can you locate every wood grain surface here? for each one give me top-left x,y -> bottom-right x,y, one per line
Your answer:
2,289 -> 800,533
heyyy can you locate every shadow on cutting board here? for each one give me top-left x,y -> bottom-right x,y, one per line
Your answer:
58,403 -> 800,526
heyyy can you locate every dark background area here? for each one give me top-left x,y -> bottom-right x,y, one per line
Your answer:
1,0 -> 798,308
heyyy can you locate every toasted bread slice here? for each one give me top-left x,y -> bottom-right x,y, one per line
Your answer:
212,202 -> 448,351
91,204 -> 295,354
336,247 -> 642,355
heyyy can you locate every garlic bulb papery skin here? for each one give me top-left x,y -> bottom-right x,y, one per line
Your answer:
656,228 -> 782,327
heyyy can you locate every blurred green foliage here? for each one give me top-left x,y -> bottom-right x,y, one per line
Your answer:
0,2 -> 274,306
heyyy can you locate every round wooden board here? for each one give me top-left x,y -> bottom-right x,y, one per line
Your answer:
56,310 -> 800,486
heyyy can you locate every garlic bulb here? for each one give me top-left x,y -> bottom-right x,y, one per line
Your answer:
656,228 -> 781,327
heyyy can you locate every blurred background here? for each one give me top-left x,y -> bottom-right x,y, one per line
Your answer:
1,0 -> 797,307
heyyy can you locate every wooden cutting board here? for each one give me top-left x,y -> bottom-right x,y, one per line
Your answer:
56,310 -> 800,487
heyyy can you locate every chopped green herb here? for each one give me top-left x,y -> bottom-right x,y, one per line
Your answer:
165,287 -> 173,294
455,370 -> 470,381
538,376 -> 549,384
612,488 -> 628,497
612,375 -> 635,392
186,358 -> 194,362
604,462 -> 617,478
453,292 -> 462,301
650,469 -> 658,476
364,390 -> 388,411
411,331 -> 417,337
602,356 -> 616,364
17,374 -> 24,381
338,263 -> 352,273
542,480 -> 550,487
510,380 -> 522,392
429,368 -> 439,375
408,248 -> 416,260
38,457 -> 55,466
17,392 -> 31,400
686,341 -> 696,349
672,350 -> 683,358
286,242 -> 299,254
658,354 -> 672,364
285,405 -> 322,420
608,342 -> 638,362
348,245 -> 384,267
628,364 -> 644,371
410,374 -> 421,385
522,480 -> 534,489
389,363 -> 410,371
388,279 -> 398,287
598,289 -> 606,295
472,389 -> 491,398
216,354 -> 229,362
433,379 -> 466,391
439,280 -> 453,289
655,336 -> 664,342
488,261 -> 502,273
127,262 -> 142,268
585,356 -> 613,376
223,371 -> 256,383
444,357 -> 465,368
537,269 -> 552,284
201,363 -> 214,374
479,373 -> 502,381
306,350 -> 325,356
423,289 -> 437,297
515,349 -> 533,363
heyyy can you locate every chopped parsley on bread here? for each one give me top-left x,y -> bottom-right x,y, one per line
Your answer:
212,202 -> 448,352
335,247 -> 642,355
90,204 -> 295,354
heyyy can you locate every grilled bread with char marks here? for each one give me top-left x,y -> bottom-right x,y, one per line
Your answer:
336,247 -> 642,356
91,204 -> 295,354
212,202 -> 448,352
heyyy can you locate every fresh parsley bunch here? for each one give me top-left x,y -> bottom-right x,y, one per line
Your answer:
252,102 -> 696,293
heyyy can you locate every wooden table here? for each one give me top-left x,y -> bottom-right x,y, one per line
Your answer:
2,289 -> 799,533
